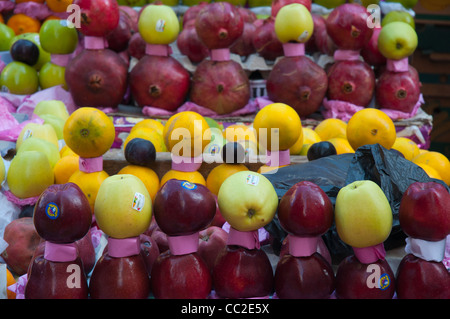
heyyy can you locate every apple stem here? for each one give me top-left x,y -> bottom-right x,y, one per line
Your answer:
247,209 -> 256,218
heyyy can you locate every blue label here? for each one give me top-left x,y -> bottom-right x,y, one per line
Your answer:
45,202 -> 59,220
181,181 -> 197,190
379,273 -> 391,290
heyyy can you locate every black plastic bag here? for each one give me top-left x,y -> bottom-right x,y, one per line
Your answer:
264,144 -> 447,263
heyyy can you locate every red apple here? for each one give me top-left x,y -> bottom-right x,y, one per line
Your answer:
213,245 -> 274,298
25,256 -> 89,299
153,180 -> 216,236
33,183 -> 92,244
396,254 -> 450,299
73,0 -> 120,37
361,27 -> 386,67
197,226 -> 228,272
75,228 -> 96,275
326,3 -> 373,51
151,251 -> 212,299
140,233 -> 160,276
274,253 -> 335,299
127,32 -> 146,60
89,253 -> 151,299
335,255 -> 396,299
151,225 -> 169,253
106,9 -> 133,52
278,181 -> 334,237
306,13 -> 336,56
210,195 -> 226,227
399,181 -> 450,241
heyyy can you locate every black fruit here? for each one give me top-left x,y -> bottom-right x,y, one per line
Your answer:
307,141 -> 337,161
10,39 -> 40,66
222,142 -> 245,164
124,138 -> 157,167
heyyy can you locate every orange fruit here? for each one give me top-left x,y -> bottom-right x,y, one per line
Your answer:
293,127 -> 321,155
206,163 -> 248,196
44,15 -> 62,22
223,124 -> 257,144
118,165 -> 160,202
7,14 -> 41,35
123,127 -> 166,152
53,154 -> 80,184
346,108 -> 396,151
160,170 -> 206,188
327,137 -> 355,154
46,0 -> 73,13
6,268 -> 16,299
0,14 -> 4,24
314,118 -> 347,141
69,169 -> 109,214
416,163 -> 442,180
63,107 -> 115,158
163,111 -> 210,158
131,119 -> 165,136
391,137 -> 420,161
60,144 -> 78,157
412,151 -> 450,186
253,103 -> 302,152
258,164 -> 289,174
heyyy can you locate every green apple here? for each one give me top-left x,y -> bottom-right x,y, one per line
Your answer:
16,137 -> 61,168
10,33 -> 51,71
38,62 -> 67,90
204,117 -> 223,131
385,0 -> 418,9
138,4 -> 180,45
16,122 -> 60,150
378,21 -> 418,60
94,174 -> 152,239
348,0 -> 380,7
204,127 -> 227,157
217,171 -> 278,232
0,23 -> 16,51
39,19 -> 79,55
313,0 -> 347,9
0,61 -> 39,95
381,10 -> 415,29
6,150 -> 54,199
40,114 -> 66,140
335,180 -> 393,248
117,0 -> 148,6
33,100 -> 70,121
274,3 -> 314,43
0,157 -> 5,188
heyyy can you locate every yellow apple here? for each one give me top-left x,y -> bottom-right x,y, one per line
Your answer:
94,174 -> 152,239
40,114 -> 66,140
274,3 -> 314,43
0,158 -> 5,189
138,4 -> 180,45
335,180 -> 393,248
16,123 -> 59,150
7,150 -> 54,199
16,137 -> 61,168
33,100 -> 70,121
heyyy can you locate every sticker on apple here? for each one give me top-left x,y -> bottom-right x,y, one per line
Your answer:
132,192 -> 145,212
181,181 -> 197,190
246,174 -> 259,186
46,202 -> 59,220
155,19 -> 166,32
22,129 -> 33,141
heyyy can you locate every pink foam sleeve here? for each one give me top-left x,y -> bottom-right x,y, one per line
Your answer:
352,243 -> 386,264
44,241 -> 78,262
333,49 -> 361,61
3,190 -> 39,207
266,150 -> 290,167
51,54 -> 71,67
167,233 -> 199,255
282,43 -> 305,57
107,237 -> 140,258
210,48 -> 231,61
171,154 -> 203,172
84,36 -> 108,50
288,235 -> 319,257
386,58 -> 409,73
79,156 -> 103,173
145,44 -> 172,56
227,227 -> 260,250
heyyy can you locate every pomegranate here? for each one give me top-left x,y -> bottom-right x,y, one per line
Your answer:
106,10 -> 133,52
306,13 -> 337,56
130,55 -> 190,111
177,20 -> 209,63
237,6 -> 257,23
361,27 -> 386,67
183,1 -> 209,25
65,49 -> 128,108
190,60 -> 251,115
195,2 -> 244,49
119,5 -> 139,33
271,0 -> 312,18
326,3 -> 373,51
128,32 -> 146,60
252,17 -> 284,61
376,65 -> 421,113
266,56 -> 328,118
230,22 -> 257,57
327,60 -> 375,107
74,0 -> 120,37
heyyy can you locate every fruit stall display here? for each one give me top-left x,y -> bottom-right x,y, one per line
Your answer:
0,0 -> 449,300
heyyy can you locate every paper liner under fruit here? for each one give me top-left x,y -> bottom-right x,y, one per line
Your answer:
282,43 -> 305,58
333,49 -> 361,62
145,44 -> 172,57
352,243 -> 387,264
405,237 -> 447,262
171,155 -> 203,172
227,227 -> 260,250
386,57 -> 410,73
287,235 -> 320,257
83,36 -> 109,51
210,48 -> 231,62
79,156 -> 104,173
